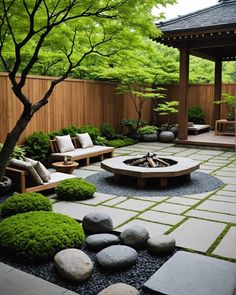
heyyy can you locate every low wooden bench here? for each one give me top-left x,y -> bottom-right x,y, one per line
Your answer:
5,166 -> 76,193
50,137 -> 114,166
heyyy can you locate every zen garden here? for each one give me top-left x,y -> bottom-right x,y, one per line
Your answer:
0,0 -> 236,294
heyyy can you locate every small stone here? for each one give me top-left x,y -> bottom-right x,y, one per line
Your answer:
98,283 -> 140,295
85,233 -> 120,250
54,249 -> 93,282
96,245 -> 138,270
82,211 -> 113,234
147,235 -> 176,255
119,225 -> 149,249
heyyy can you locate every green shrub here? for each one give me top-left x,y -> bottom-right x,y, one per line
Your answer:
0,211 -> 85,260
107,138 -> 135,148
56,178 -> 96,201
24,132 -> 50,162
77,125 -> 101,141
188,106 -> 205,124
100,123 -> 115,139
0,144 -> 25,160
48,130 -> 63,139
60,124 -> 79,137
138,125 -> 158,135
1,193 -> 52,217
95,136 -> 108,146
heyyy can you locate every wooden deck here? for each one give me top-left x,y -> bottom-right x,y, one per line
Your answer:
175,131 -> 235,150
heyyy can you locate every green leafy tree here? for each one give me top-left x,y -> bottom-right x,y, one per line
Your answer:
0,0 -> 176,181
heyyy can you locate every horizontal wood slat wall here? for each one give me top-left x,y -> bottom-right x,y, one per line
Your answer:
0,73 -> 235,144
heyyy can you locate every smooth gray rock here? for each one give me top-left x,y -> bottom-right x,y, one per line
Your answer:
85,233 -> 120,250
96,245 -> 138,270
54,249 -> 93,282
158,131 -> 174,143
147,235 -> 175,255
143,251 -> 236,295
98,283 -> 140,295
119,225 -> 149,249
82,211 -> 113,234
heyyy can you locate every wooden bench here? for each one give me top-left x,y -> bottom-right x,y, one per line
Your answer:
5,166 -> 76,193
50,137 -> 114,166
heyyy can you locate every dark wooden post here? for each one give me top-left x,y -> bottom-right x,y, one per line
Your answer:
178,44 -> 189,140
213,58 -> 222,124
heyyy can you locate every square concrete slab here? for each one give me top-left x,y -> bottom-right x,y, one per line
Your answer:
152,202 -> 189,214
196,200 -> 236,215
166,196 -> 199,206
216,190 -> 236,197
184,192 -> 211,200
103,196 -> 127,206
139,210 -> 184,225
143,251 -> 236,295
115,218 -> 170,236
115,198 -> 155,211
210,195 -> 236,203
75,192 -> 115,205
170,218 -> 226,252
213,227 -> 236,259
0,262 -> 13,276
185,209 -> 236,224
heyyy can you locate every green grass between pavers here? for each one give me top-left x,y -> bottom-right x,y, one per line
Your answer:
163,217 -> 189,235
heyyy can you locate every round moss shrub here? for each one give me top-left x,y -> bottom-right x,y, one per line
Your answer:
1,192 -> 52,217
56,178 -> 96,201
0,211 -> 85,260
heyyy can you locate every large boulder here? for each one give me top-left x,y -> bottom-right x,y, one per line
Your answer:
82,212 -> 113,234
98,283 -> 140,295
85,233 -> 120,250
147,235 -> 176,255
119,225 -> 149,249
96,245 -> 138,270
54,248 -> 93,282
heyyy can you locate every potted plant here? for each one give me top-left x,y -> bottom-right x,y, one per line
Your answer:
214,93 -> 236,121
137,125 -> 158,142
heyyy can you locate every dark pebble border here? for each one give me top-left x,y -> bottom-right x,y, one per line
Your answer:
86,171 -> 223,197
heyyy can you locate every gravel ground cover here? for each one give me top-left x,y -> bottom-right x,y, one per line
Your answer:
86,171 -> 223,197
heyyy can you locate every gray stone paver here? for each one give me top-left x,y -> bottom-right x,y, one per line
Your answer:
214,171 -> 236,177
103,196 -> 127,206
195,150 -> 223,156
114,198 -> 155,211
166,196 -> 199,206
139,210 -> 184,225
75,192 -> 115,205
115,218 -> 170,236
133,196 -> 169,202
170,218 -> 226,252
216,190 -> 236,197
213,227 -> 236,259
188,154 -> 214,161
152,202 -> 189,214
209,195 -> 236,203
213,176 -> 236,184
223,184 -> 236,191
196,200 -> 236,215
73,169 -> 97,179
184,192 -> 212,200
184,209 -> 236,224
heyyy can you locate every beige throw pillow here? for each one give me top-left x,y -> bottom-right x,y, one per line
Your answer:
25,157 -> 51,182
76,133 -> 93,148
55,135 -> 75,153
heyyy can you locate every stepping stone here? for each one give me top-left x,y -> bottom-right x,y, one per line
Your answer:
54,249 -> 93,282
213,227 -> 236,259
147,235 -> 175,255
119,225 -> 149,249
85,233 -> 120,250
96,245 -> 138,270
98,283 -> 140,295
82,211 -> 113,234
143,251 -> 236,295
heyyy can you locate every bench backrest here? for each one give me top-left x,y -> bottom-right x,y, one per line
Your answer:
50,137 -> 82,153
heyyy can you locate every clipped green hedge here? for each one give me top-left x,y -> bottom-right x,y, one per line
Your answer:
0,211 -> 85,260
1,193 -> 52,217
24,132 -> 50,162
107,138 -> 135,148
77,125 -> 101,141
56,178 -> 96,201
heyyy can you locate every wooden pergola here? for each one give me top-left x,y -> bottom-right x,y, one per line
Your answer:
155,0 -> 236,140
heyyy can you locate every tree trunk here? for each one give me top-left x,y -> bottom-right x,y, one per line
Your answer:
0,107 -> 33,181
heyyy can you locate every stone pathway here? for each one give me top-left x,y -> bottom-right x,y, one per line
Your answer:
51,142 -> 236,261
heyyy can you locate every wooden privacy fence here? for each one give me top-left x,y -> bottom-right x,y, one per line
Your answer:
0,72 -> 235,144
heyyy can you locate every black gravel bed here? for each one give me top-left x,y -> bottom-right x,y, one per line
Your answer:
0,243 -> 177,295
85,171 -> 224,197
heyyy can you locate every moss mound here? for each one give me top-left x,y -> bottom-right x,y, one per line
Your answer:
0,211 -> 85,260
56,178 -> 96,201
1,192 -> 52,217
107,138 -> 135,148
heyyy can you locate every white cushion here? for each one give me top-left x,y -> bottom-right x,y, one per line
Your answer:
76,133 -> 93,148
25,157 -> 51,183
55,135 -> 75,153
9,158 -> 43,185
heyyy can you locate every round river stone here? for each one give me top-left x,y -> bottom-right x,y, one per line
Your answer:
98,283 -> 140,295
54,248 -> 93,282
120,225 -> 149,249
96,245 -> 138,270
85,233 -> 120,250
82,211 -> 113,234
147,235 -> 176,255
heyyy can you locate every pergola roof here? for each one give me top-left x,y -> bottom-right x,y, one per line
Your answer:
155,0 -> 236,61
